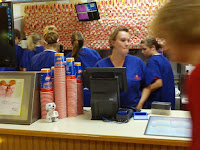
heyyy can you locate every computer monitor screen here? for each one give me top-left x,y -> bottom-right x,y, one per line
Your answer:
75,2 -> 100,21
0,2 -> 16,67
84,67 -> 127,92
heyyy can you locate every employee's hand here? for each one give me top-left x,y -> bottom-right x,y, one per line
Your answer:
136,103 -> 143,109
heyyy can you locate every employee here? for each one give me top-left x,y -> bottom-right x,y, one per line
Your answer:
141,37 -> 175,109
95,27 -> 152,109
20,33 -> 44,71
66,31 -> 102,106
14,29 -> 24,71
30,26 -> 60,71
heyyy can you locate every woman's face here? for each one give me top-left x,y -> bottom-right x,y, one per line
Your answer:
141,43 -> 153,58
111,31 -> 130,56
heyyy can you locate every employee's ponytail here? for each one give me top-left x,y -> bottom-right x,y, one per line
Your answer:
43,25 -> 59,46
141,37 -> 162,51
71,31 -> 84,61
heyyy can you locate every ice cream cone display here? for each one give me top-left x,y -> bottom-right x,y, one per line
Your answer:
7,80 -> 16,98
0,80 -> 17,98
24,0 -> 166,50
0,80 -> 7,98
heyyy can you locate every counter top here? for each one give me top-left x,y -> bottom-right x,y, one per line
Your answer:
0,109 -> 191,145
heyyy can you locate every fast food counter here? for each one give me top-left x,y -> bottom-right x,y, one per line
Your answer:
0,109 -> 191,150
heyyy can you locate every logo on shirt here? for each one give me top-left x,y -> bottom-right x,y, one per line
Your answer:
134,75 -> 141,80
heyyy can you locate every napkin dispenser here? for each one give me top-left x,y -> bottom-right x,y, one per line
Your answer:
151,101 -> 171,115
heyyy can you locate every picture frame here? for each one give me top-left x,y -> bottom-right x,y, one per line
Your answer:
0,71 -> 41,124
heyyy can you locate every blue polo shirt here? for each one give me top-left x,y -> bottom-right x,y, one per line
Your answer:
35,46 -> 45,54
66,47 -> 102,71
145,54 -> 175,109
30,50 -> 56,71
20,46 -> 45,71
95,54 -> 153,107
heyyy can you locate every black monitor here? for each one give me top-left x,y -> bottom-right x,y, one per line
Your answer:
75,2 -> 100,21
83,67 -> 127,120
0,2 -> 16,67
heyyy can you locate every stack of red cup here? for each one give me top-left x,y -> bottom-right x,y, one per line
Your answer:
54,53 -> 67,119
40,68 -> 54,119
75,62 -> 83,115
51,66 -> 55,100
66,57 -> 77,117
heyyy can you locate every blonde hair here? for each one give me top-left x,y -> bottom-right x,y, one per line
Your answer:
71,31 -> 84,61
27,33 -> 42,51
150,0 -> 200,44
43,25 -> 59,47
109,27 -> 129,49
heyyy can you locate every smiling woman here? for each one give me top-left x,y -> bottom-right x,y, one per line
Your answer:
95,27 -> 153,109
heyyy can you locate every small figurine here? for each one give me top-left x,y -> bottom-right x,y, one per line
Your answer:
45,102 -> 59,122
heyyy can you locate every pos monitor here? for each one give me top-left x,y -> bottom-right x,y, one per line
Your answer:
84,67 -> 127,120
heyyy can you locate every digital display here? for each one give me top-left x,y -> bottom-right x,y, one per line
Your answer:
0,2 -> 16,67
76,5 -> 87,12
78,13 -> 89,20
75,2 -> 100,21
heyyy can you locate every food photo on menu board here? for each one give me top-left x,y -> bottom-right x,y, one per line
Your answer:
0,79 -> 24,116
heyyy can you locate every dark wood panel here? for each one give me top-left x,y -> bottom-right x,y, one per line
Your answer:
0,128 -> 190,147
60,138 -> 67,150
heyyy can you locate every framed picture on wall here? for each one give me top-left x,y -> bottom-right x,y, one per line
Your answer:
0,71 -> 41,125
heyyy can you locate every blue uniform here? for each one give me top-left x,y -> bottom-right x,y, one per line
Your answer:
0,67 -> 16,71
30,50 -> 56,71
66,47 -> 102,107
145,54 -> 175,109
15,44 -> 24,69
20,46 -> 45,71
66,47 -> 102,71
0,44 -> 23,71
35,46 -> 45,54
95,54 -> 153,108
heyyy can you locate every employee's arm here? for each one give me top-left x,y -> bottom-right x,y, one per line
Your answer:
151,79 -> 162,91
136,85 -> 151,109
19,66 -> 26,71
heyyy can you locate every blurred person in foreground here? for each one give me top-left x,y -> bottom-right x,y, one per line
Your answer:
150,0 -> 200,149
